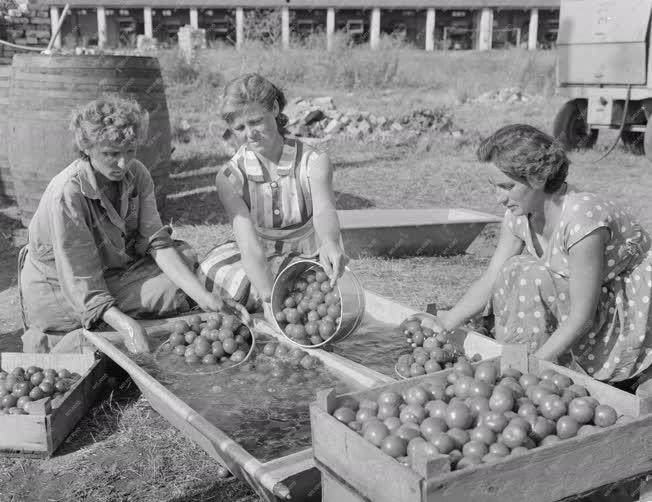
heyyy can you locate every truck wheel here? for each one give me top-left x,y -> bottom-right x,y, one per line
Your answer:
621,131 -> 645,155
552,100 -> 598,150
644,121 -> 652,161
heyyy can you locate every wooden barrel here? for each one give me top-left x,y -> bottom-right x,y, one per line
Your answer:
8,54 -> 172,226
0,64 -> 15,204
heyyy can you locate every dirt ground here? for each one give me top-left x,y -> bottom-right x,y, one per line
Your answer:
1,48 -> 651,501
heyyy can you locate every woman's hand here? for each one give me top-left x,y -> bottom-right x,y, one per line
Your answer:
419,312 -> 451,334
319,241 -> 349,287
197,292 -> 225,313
122,321 -> 151,354
262,301 -> 276,326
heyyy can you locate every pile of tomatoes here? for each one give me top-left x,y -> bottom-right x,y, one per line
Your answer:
0,366 -> 80,415
274,267 -> 342,346
396,317 -> 477,378
162,313 -> 252,367
331,359 -> 625,471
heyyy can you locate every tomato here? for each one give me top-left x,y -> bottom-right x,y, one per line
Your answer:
540,434 -> 561,447
453,360 -> 474,377
529,416 -> 555,442
453,376 -> 476,399
380,435 -> 407,458
0,394 -> 17,409
445,403 -> 473,429
400,404 -> 426,424
413,352 -> 429,366
12,382 -> 31,398
567,397 -> 594,424
420,417 -> 448,438
539,395 -> 567,421
333,407 -> 356,423
172,320 -> 189,334
262,343 -> 277,356
377,403 -> 400,420
405,386 -> 430,407
430,431 -> 455,454
315,271 -> 328,283
310,335 -> 324,346
566,384 -> 589,398
304,272 -> 317,284
318,321 -> 336,339
538,380 -> 561,396
462,440 -> 488,458
508,417 -> 531,435
378,391 -> 402,407
193,339 -> 211,358
480,411 -> 508,433
456,455 -> 483,470
469,425 -> 496,445
474,362 -> 498,384
527,385 -> 554,405
202,354 -> 218,365
551,373 -> 572,390
593,404 -> 617,427
284,296 -> 297,309
556,415 -> 580,439
518,373 -> 540,390
383,417 -> 402,433
422,360 -> 441,374
28,387 -> 44,401
54,380 -> 69,393
489,442 -> 510,457
222,339 -> 237,355
184,331 -> 198,344
501,424 -> 527,448
425,399 -> 447,419
356,407 -> 377,423
577,424 -> 600,436
230,350 -> 247,363
363,421 -> 390,446
348,421 -> 362,433
539,368 -> 558,381
396,424 -> 421,441
489,388 -> 515,414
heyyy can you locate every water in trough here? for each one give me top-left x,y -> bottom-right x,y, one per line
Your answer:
130,317 -> 409,462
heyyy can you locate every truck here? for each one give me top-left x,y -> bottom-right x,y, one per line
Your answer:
553,0 -> 652,158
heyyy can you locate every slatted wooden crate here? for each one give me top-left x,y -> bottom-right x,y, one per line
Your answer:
311,347 -> 652,502
0,352 -> 108,456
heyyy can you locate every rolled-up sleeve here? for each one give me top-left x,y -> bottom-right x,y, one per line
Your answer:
49,190 -> 116,329
133,161 -> 174,255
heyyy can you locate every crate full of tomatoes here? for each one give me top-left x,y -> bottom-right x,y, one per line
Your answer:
0,351 -> 107,456
311,346 -> 652,502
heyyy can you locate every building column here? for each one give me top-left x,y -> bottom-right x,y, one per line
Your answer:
190,8 -> 199,29
96,6 -> 107,47
326,7 -> 335,51
425,8 -> 435,51
477,8 -> 493,50
235,7 -> 244,48
370,7 -> 380,49
144,7 -> 153,38
281,6 -> 290,49
528,8 -> 539,50
49,6 -> 62,48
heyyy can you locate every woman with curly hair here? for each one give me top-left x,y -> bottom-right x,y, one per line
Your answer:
20,95 -> 225,353
428,124 -> 652,393
197,74 -> 348,323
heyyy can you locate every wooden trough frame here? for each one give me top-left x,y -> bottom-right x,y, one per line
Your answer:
82,290 -> 501,501
337,208 -> 501,258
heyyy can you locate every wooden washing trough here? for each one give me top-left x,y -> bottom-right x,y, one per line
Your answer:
83,290 -> 501,501
337,208 -> 501,258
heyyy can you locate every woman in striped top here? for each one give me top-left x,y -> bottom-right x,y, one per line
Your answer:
198,74 -> 348,316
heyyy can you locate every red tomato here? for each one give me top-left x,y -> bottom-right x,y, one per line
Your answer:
462,440 -> 488,458
518,373 -> 540,390
539,395 -> 567,421
501,424 -> 527,448
489,390 -> 514,414
396,424 -> 421,441
315,271 -> 328,283
453,376 -> 476,399
568,397 -> 595,424
541,435 -> 561,447
420,417 -> 448,438
489,442 -> 510,457
333,407 -> 356,423
456,455 -> 483,469
399,404 -> 426,424
222,339 -> 237,355
446,428 -> 471,450
364,422 -> 390,446
469,425 -> 496,445
424,360 -> 443,374
202,354 -> 218,365
469,381 -> 492,399
405,386 -> 430,406
453,360 -> 474,377
384,417 -> 402,433
474,362 -> 498,384
530,416 -> 556,442
480,411 -> 508,433
429,431 -> 455,454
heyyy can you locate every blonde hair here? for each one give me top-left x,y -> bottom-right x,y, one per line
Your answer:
70,95 -> 149,155
221,73 -> 288,135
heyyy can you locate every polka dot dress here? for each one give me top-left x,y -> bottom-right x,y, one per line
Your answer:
491,189 -> 652,382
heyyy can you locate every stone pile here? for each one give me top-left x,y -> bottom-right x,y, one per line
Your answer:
1,3 -> 51,64
285,96 -> 459,140
473,87 -> 531,103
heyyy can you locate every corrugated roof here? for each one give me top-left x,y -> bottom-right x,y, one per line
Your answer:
42,0 -> 560,9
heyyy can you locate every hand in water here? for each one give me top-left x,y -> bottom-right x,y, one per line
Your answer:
198,293 -> 224,313
122,320 -> 150,354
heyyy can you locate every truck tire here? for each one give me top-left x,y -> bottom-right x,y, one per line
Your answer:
644,121 -> 652,161
552,100 -> 598,150
621,131 -> 645,155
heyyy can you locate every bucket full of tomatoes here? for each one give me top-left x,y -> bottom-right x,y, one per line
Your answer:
270,259 -> 365,348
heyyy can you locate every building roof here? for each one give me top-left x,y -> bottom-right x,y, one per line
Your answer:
43,0 -> 560,9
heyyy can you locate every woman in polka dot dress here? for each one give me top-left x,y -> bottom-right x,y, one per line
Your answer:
429,124 -> 652,393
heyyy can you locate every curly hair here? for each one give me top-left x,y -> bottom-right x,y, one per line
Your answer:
70,95 -> 149,156
477,124 -> 569,193
220,73 -> 289,136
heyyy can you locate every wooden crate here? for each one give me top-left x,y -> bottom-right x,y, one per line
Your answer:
0,352 -> 108,456
311,347 -> 652,502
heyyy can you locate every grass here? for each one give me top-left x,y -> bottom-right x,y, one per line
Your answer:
0,46 -> 650,501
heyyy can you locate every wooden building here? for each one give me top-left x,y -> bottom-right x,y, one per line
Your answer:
42,0 -> 560,50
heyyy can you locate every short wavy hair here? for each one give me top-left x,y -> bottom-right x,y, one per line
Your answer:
70,95 -> 149,155
221,73 -> 289,136
477,124 -> 569,193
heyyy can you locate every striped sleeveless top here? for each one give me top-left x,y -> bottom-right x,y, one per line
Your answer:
217,138 -> 320,256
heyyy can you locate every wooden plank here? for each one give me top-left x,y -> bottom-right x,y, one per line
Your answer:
320,467 -> 368,502
256,449 -> 320,501
311,405 -> 423,502
532,358 -> 651,418
49,356 -> 107,452
1,352 -> 95,375
424,414 -> 652,502
0,414 -> 50,453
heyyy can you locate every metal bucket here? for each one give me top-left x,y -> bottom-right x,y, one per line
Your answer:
271,259 -> 365,349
